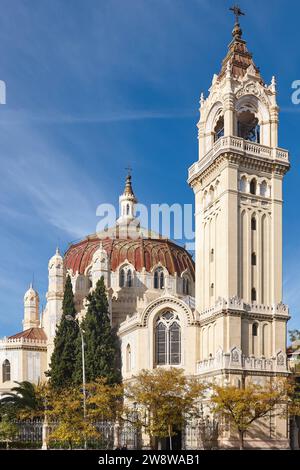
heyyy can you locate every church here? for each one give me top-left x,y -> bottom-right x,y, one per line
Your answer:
0,10 -> 291,448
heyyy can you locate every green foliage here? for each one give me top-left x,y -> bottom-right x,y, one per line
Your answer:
0,416 -> 18,449
289,329 -> 300,343
49,275 -> 79,389
210,379 -> 291,449
126,368 -> 206,447
77,277 -> 121,384
0,381 -> 44,419
48,386 -> 99,449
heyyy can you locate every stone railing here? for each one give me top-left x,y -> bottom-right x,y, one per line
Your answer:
0,337 -> 47,347
196,347 -> 288,374
197,297 -> 289,321
188,136 -> 289,181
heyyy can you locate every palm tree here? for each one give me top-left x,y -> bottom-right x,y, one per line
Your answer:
0,381 -> 44,418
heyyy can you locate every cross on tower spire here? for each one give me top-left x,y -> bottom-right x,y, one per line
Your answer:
230,4 -> 245,25
125,165 -> 132,176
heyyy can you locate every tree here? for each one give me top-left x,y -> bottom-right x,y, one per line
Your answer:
49,275 -> 79,389
210,379 -> 292,450
77,277 -> 121,384
289,329 -> 300,343
125,368 -> 206,449
0,381 -> 44,419
0,416 -> 18,449
86,378 -> 123,422
48,386 -> 99,449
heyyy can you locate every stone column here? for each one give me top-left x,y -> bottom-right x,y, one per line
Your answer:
42,415 -> 49,450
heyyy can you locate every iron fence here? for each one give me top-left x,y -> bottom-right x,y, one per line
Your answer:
0,419 -> 138,450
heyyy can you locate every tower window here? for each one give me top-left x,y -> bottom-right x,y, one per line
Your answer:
127,269 -> 133,287
240,176 -> 247,192
182,276 -> 190,295
251,288 -> 257,302
250,179 -> 257,195
260,181 -> 268,197
2,359 -> 11,382
155,312 -> 181,365
251,252 -> 257,266
237,110 -> 260,143
252,323 -> 258,337
119,268 -> 125,288
214,115 -> 224,142
210,283 -> 214,296
251,217 -> 257,231
126,204 -> 130,215
154,268 -> 164,289
210,248 -> 214,262
126,344 -> 131,372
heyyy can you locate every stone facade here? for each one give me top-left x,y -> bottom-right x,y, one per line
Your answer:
0,12 -> 292,450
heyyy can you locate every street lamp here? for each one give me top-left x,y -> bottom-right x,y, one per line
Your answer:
65,315 -> 87,449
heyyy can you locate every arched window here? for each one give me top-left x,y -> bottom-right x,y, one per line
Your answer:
77,276 -> 85,291
182,277 -> 190,295
154,268 -> 164,289
250,179 -> 257,195
237,110 -> 260,143
251,217 -> 257,231
156,322 -> 167,365
252,323 -> 258,337
240,176 -> 247,192
209,186 -> 214,204
2,359 -> 11,382
119,268 -> 125,288
251,288 -> 257,302
214,115 -> 224,142
155,312 -> 181,365
251,252 -> 257,266
127,269 -> 133,287
126,203 -> 130,215
126,344 -> 131,372
260,181 -> 268,197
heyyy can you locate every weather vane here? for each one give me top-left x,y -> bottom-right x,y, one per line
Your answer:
230,4 -> 245,24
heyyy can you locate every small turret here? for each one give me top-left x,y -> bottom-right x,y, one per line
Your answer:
48,247 -> 64,295
23,284 -> 40,330
117,172 -> 138,225
91,242 -> 110,288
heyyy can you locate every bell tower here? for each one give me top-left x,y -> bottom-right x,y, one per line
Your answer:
188,8 -> 290,385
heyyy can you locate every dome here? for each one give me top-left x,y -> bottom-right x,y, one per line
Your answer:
24,284 -> 39,302
48,247 -> 63,269
64,235 -> 195,279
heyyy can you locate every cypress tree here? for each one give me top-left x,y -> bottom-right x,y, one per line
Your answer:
78,276 -> 121,384
49,275 -> 79,390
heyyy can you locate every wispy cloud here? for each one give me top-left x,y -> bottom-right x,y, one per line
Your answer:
0,108 -> 195,125
0,120 -> 99,238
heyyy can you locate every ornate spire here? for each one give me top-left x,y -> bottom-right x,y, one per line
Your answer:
117,169 -> 138,225
123,173 -> 136,200
218,6 -> 262,83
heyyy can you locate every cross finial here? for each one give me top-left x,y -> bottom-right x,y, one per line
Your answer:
125,166 -> 132,176
230,4 -> 245,24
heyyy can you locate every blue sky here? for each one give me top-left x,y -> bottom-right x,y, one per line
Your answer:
0,0 -> 299,336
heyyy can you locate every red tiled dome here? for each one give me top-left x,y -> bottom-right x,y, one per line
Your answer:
64,235 -> 195,279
